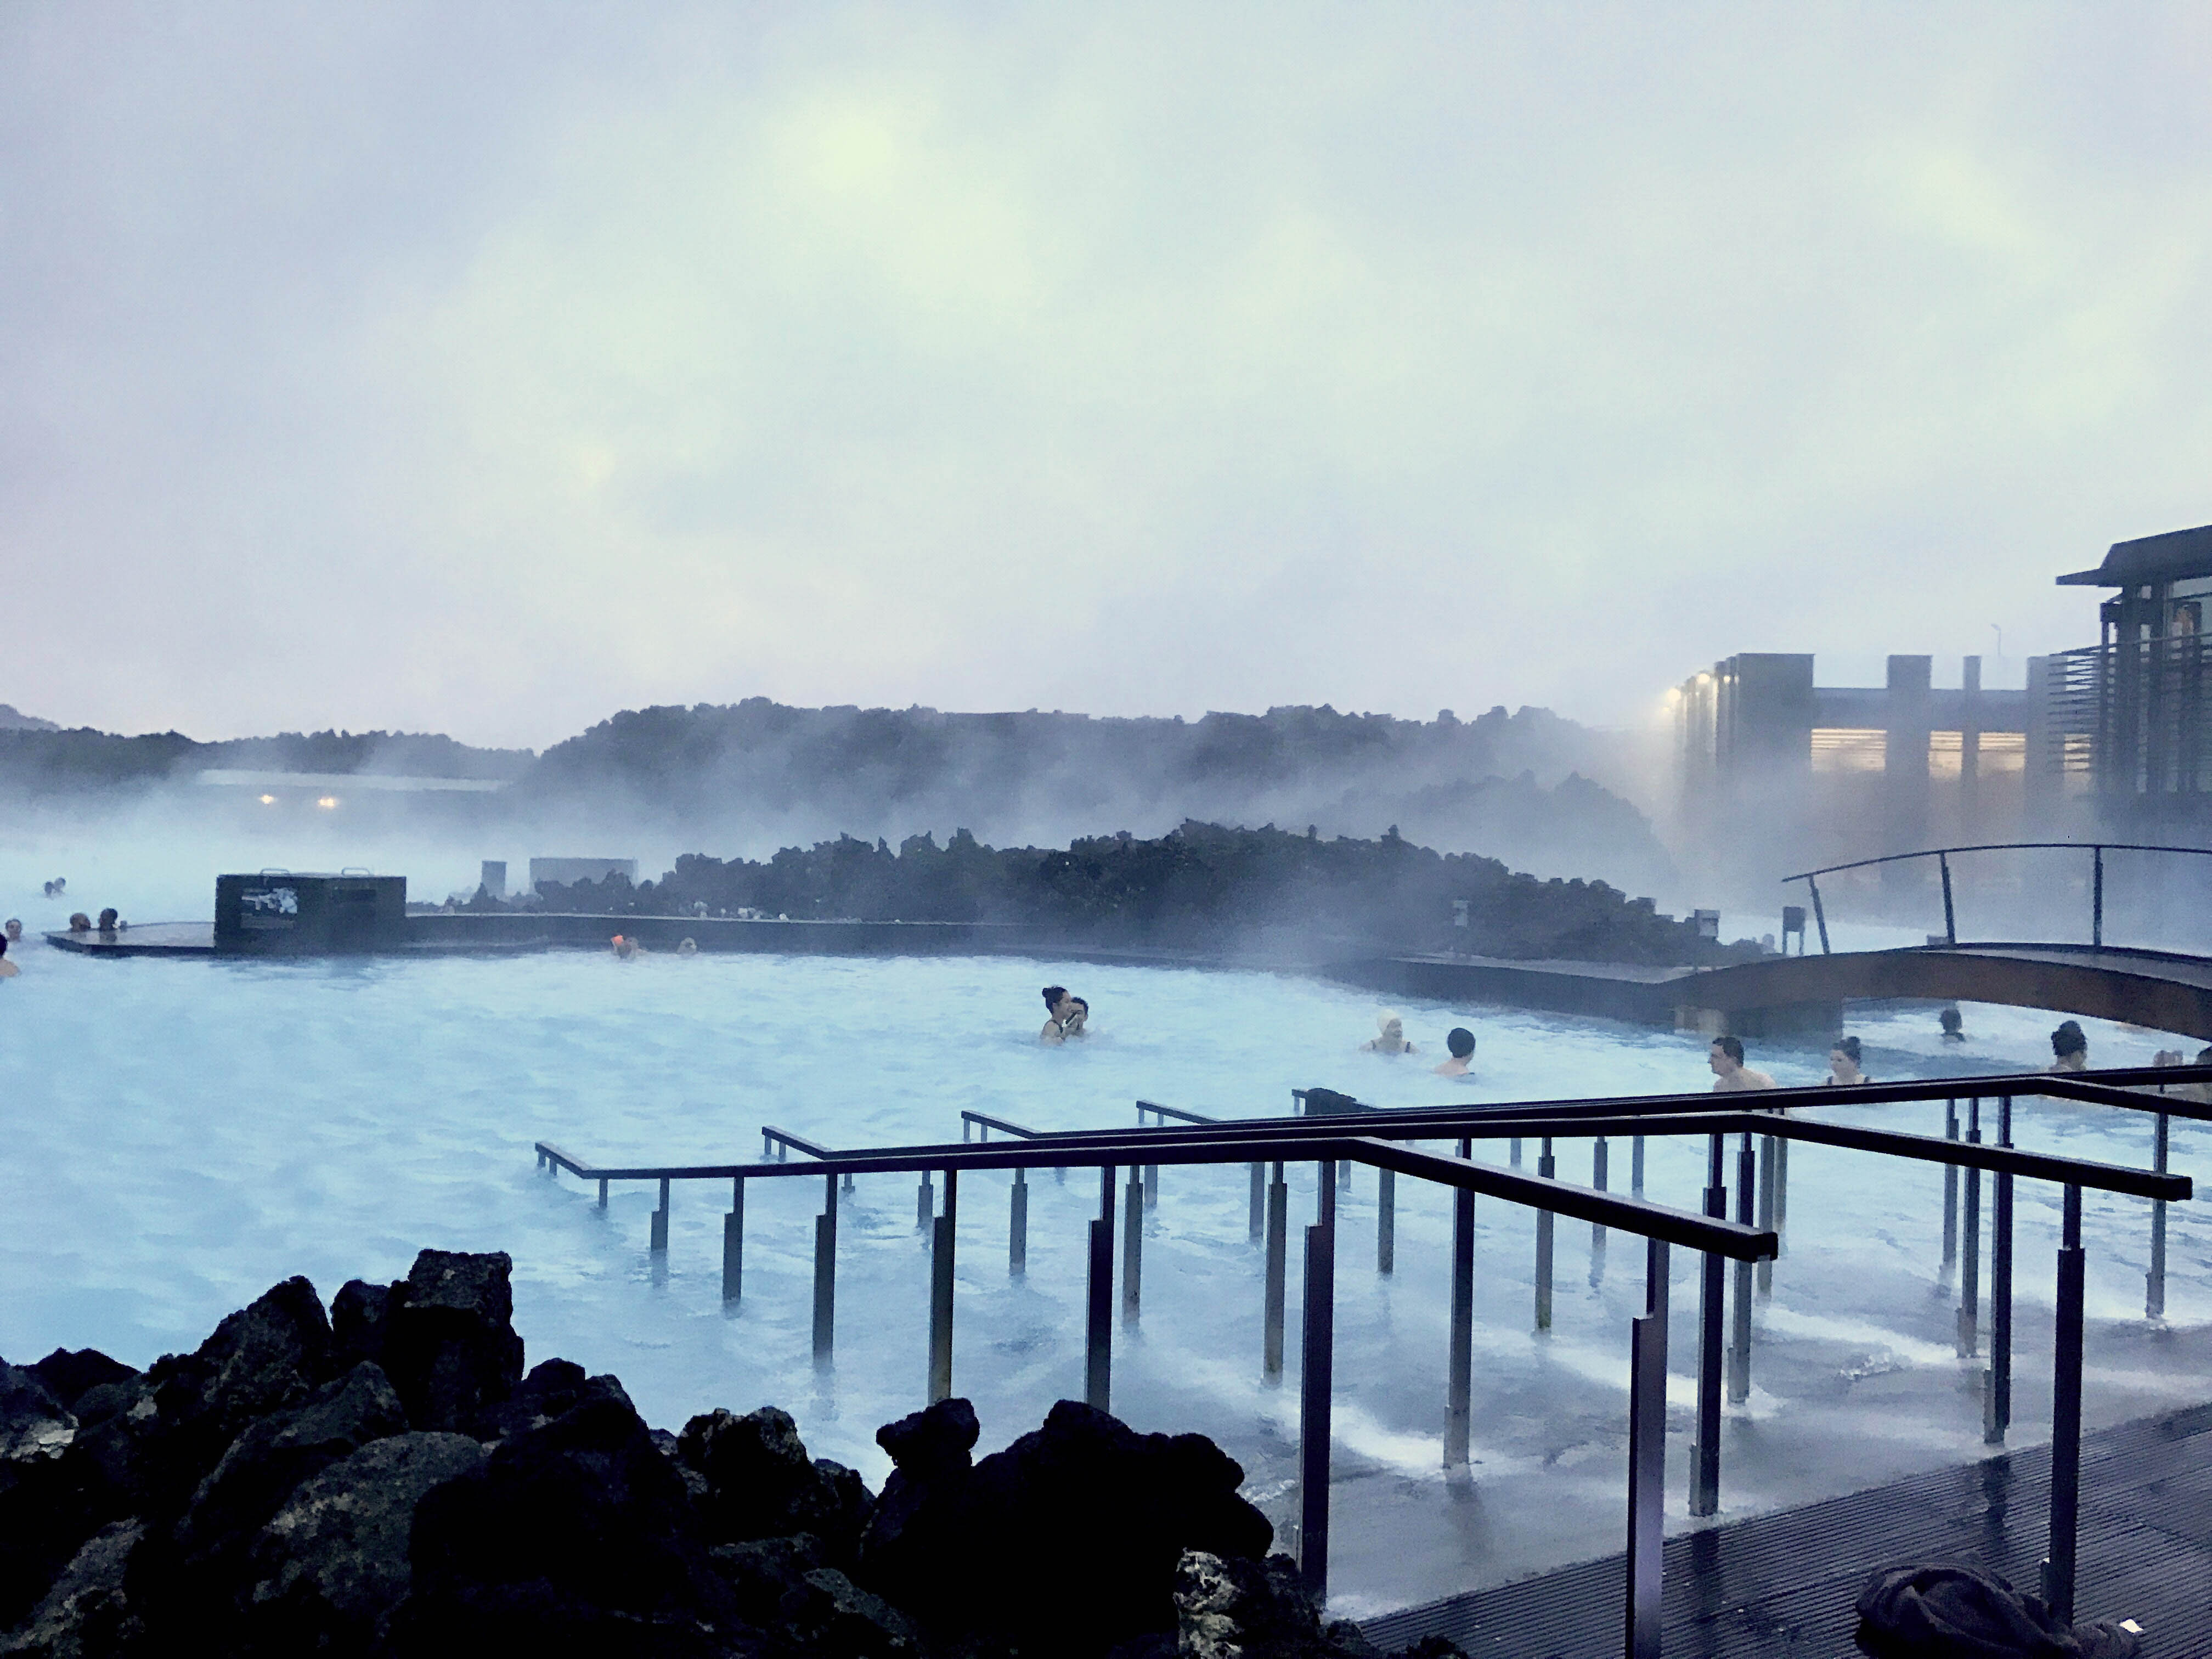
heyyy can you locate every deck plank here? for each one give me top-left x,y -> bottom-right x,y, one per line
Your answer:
1359,1401 -> 2212,1658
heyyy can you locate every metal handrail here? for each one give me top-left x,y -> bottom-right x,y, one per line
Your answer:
535,1064 -> 2193,1640
1781,840 -> 2212,952
960,1110 -> 1043,1139
540,1132 -> 1775,1256
760,1126 -> 834,1160
1136,1099 -> 1218,1126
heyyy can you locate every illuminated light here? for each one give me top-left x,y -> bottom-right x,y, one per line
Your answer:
259,794 -> 276,805
317,795 -> 339,810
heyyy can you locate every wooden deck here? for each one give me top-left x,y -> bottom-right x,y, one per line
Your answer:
1360,1400 -> 2212,1658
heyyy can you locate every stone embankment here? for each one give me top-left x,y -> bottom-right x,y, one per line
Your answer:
0,1249 -> 1463,1658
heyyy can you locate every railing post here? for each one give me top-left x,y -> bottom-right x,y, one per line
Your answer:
1510,1136 -> 1522,1169
1626,1238 -> 1671,1659
1692,1134 -> 1726,1517
1297,1164 -> 1338,1600
1756,1133 -> 1775,1297
1591,1137 -> 1611,1288
1086,1166 -> 1114,1410
2042,1185 -> 2086,1624
722,1177 -> 744,1303
1632,1134 -> 1645,1197
1534,1137 -> 1556,1332
1728,1132 -> 1754,1404
1010,1166 -> 1028,1277
597,1177 -> 608,1211
2149,1110 -> 2170,1319
1959,1099 -> 1982,1357
1250,1162 -> 1265,1243
1377,1167 -> 1396,1275
812,1172 -> 837,1363
1986,1096 -> 2013,1443
1942,1099 -> 1959,1284
1265,1161 -> 1289,1379
650,1176 -> 670,1253
1146,1160 -> 1159,1211
1122,1170 -> 1144,1323
2092,845 -> 2104,949
929,1170 -> 956,1402
1446,1137 -> 1475,1469
1940,851 -> 1957,945
1809,874 -> 1831,953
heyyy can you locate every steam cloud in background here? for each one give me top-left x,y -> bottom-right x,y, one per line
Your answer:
8,4 -> 2212,750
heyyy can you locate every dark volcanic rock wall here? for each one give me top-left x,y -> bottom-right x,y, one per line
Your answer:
0,1250 -> 1457,1659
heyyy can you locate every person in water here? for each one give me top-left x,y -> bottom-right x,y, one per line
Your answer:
1709,1035 -> 1776,1091
1062,997 -> 1090,1039
2050,1020 -> 2089,1073
66,913 -> 91,933
1434,1026 -> 1476,1077
97,908 -> 120,935
1827,1035 -> 1870,1085
676,937 -> 698,956
1363,1013 -> 1416,1054
0,936 -> 18,979
3,919 -> 20,944
1041,986 -> 1080,1044
611,934 -> 640,960
1939,1007 -> 1966,1043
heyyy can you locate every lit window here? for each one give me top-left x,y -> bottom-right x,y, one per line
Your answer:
317,796 -> 339,809
1810,729 -> 1886,773
1929,731 -> 1962,780
258,794 -> 276,805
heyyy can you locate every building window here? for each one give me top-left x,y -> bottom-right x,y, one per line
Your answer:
1811,728 -> 1886,773
1979,732 -> 2025,775
1929,731 -> 1962,780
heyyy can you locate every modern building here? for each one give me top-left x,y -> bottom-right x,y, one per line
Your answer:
2049,523 -> 2212,825
1671,522 -> 2212,885
1673,652 -> 2036,876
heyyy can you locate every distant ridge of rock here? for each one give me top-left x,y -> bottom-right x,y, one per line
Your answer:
0,704 -> 58,732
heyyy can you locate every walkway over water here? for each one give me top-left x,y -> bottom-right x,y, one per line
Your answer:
1363,1397 -> 2212,1657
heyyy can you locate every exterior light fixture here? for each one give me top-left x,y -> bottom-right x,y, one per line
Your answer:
317,795 -> 339,810
259,794 -> 276,805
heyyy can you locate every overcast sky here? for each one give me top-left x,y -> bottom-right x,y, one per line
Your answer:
6,4 -> 2211,748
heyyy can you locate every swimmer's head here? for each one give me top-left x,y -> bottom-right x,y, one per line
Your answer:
1710,1034 -> 1744,1068
1831,1036 -> 1861,1066
1447,1027 -> 1475,1060
2052,1020 -> 2087,1060
68,913 -> 89,932
1939,1007 -> 1963,1035
97,909 -> 117,930
1042,985 -> 1072,1017
2,918 -> 19,941
1377,1013 -> 1403,1039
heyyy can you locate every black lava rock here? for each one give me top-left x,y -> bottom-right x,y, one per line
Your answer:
381,1251 -> 525,1433
857,1398 -> 1271,1655
677,1406 -> 874,1565
27,1352 -> 134,1415
242,1430 -> 488,1655
396,1393 -> 747,1654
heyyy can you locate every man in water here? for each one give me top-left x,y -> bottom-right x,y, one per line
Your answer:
1939,1007 -> 1966,1043
3,919 -> 20,944
1434,1027 -> 1476,1077
1709,1035 -> 1776,1091
2050,1020 -> 2089,1073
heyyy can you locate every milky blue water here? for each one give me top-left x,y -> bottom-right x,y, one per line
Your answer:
4,936 -> 2209,1616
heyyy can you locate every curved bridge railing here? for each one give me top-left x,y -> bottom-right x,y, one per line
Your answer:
1782,841 -> 2212,952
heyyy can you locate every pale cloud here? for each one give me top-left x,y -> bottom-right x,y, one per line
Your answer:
6,3 -> 2212,747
